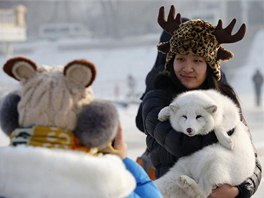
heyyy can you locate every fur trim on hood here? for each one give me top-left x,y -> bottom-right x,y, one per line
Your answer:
0,146 -> 136,198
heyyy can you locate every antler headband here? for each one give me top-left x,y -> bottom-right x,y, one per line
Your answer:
157,5 -> 246,81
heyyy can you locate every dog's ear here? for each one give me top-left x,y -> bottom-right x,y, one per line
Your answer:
158,106 -> 171,121
205,105 -> 217,114
169,104 -> 180,113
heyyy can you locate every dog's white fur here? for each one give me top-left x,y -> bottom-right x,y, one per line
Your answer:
156,89 -> 255,198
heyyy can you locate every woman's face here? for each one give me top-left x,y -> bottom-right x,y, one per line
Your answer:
173,53 -> 207,89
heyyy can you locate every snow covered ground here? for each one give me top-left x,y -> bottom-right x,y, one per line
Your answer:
0,30 -> 264,197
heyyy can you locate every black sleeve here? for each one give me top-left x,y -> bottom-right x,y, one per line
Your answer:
135,31 -> 171,133
135,102 -> 144,132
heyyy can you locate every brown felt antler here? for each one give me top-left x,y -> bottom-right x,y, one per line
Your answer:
157,5 -> 182,35
214,19 -> 246,44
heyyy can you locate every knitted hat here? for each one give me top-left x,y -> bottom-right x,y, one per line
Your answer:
157,5 -> 246,81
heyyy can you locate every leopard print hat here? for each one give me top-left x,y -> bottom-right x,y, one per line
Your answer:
163,19 -> 229,81
157,5 -> 246,81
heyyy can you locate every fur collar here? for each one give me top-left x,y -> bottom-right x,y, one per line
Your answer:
0,146 -> 135,198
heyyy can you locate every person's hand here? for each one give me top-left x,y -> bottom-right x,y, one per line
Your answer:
208,184 -> 239,198
113,122 -> 128,159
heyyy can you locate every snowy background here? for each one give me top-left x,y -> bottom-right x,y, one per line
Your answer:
0,30 -> 264,197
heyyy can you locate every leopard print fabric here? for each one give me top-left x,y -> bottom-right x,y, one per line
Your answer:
162,20 -> 233,81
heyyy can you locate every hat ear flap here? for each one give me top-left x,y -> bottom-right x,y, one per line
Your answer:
217,47 -> 234,61
3,57 -> 37,81
63,59 -> 96,87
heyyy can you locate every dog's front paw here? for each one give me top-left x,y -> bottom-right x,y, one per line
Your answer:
178,175 -> 202,198
158,113 -> 166,121
179,175 -> 195,189
226,138 -> 234,150
220,136 -> 234,150
215,129 -> 234,150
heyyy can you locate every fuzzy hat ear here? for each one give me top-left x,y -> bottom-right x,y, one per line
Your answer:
0,91 -> 20,135
64,59 -> 96,87
74,100 -> 119,149
3,57 -> 37,81
217,47 -> 234,61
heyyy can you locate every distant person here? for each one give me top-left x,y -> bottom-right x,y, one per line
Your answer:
126,74 -> 136,100
114,83 -> 120,99
252,69 -> 263,106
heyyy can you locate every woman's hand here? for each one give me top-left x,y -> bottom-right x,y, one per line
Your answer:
113,122 -> 128,159
208,184 -> 239,198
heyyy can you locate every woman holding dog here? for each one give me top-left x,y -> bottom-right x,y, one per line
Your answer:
137,5 -> 262,198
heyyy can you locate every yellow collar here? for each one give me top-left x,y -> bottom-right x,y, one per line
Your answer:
10,126 -> 99,155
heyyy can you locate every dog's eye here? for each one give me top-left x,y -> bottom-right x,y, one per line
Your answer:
196,115 -> 202,119
182,115 -> 187,119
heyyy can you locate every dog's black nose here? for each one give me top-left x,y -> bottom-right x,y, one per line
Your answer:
186,128 -> 193,134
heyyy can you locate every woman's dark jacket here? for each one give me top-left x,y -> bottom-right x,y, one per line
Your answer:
137,72 -> 262,198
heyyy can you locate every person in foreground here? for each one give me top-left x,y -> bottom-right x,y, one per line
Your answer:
0,56 -> 161,197
138,5 -> 262,198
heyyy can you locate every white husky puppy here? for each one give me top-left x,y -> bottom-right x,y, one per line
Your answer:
156,89 -> 255,198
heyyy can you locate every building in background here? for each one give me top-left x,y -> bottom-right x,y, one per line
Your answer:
0,0 -> 263,74
0,4 -> 27,58
0,0 -> 263,40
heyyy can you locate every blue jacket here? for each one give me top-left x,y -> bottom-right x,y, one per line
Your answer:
123,158 -> 162,198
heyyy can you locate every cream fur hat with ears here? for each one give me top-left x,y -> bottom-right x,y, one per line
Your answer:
3,57 -> 96,131
157,5 -> 246,81
1,57 -> 119,150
